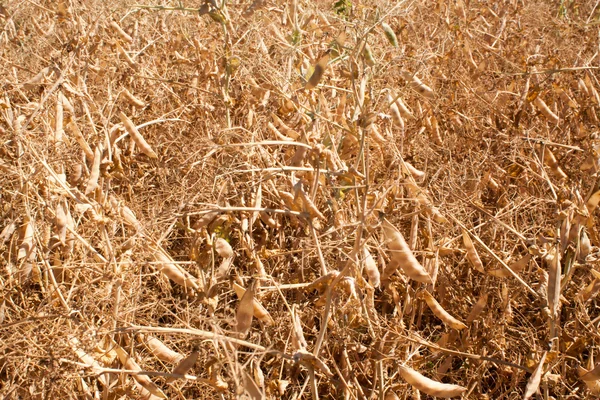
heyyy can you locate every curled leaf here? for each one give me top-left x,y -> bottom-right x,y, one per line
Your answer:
305,52 -> 330,90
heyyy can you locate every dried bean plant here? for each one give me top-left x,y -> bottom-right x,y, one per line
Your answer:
1,0 -> 600,399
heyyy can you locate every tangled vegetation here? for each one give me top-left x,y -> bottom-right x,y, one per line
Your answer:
2,0 -> 600,398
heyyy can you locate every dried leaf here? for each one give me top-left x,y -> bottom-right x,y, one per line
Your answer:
242,366 -> 263,399
166,351 -> 199,383
581,362 -> 600,381
523,351 -> 547,400
236,280 -> 257,335
305,52 -> 330,90
587,189 -> 600,214
579,366 -> 600,394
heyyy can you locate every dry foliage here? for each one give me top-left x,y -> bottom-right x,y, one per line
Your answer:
2,0 -> 600,399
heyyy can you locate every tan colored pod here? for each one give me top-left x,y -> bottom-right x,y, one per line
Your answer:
54,91 -> 64,143
388,90 -> 414,119
17,216 -> 35,263
121,88 -> 145,108
233,282 -> 274,325
533,96 -> 559,124
402,70 -> 434,99
54,201 -> 68,244
215,237 -> 234,258
546,248 -> 561,318
66,120 -> 94,160
236,280 -> 257,335
462,229 -> 485,273
69,336 -> 107,387
291,308 -> 308,351
297,188 -> 325,221
402,161 -> 425,180
118,111 -> 158,159
422,290 -> 467,330
293,349 -> 333,377
363,43 -> 375,66
387,93 -> 405,129
152,247 -> 199,291
116,43 -> 137,68
466,292 -> 488,323
542,147 -> 567,179
398,364 -> 466,398
109,20 -> 133,44
138,334 -> 183,364
363,246 -> 380,288
268,122 -> 294,141
113,342 -> 167,399
271,113 -> 300,139
382,219 -> 432,283
85,144 -> 103,195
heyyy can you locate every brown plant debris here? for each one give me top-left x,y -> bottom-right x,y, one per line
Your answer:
2,0 -> 600,398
